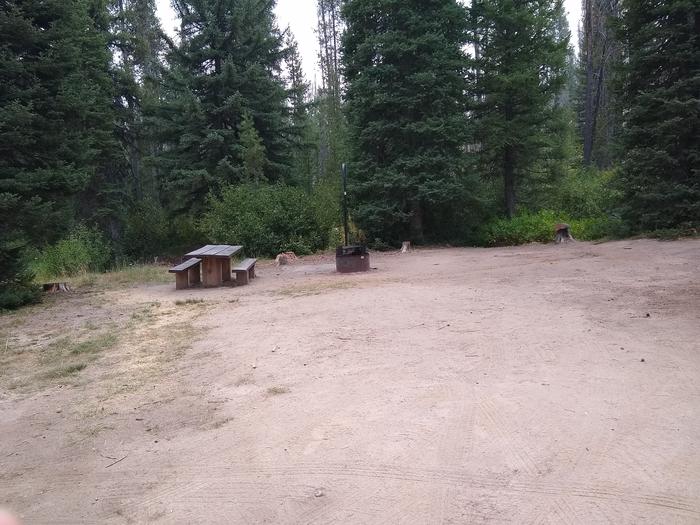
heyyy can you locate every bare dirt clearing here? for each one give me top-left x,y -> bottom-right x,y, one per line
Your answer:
1,239 -> 699,524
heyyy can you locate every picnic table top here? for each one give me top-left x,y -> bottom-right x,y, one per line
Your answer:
185,245 -> 243,258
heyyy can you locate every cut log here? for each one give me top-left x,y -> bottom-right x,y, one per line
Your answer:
554,223 -> 575,244
401,241 -> 411,253
275,251 -> 297,266
42,283 -> 71,293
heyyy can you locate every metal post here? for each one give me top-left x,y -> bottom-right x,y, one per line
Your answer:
342,163 -> 349,247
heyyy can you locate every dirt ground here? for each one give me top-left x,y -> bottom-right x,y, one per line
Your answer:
1,239 -> 699,524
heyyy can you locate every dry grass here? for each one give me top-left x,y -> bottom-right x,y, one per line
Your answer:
266,386 -> 290,396
277,280 -> 357,298
43,362 -> 87,379
175,298 -> 206,306
234,374 -> 255,387
0,291 -> 207,397
1,328 -> 121,391
49,264 -> 172,291
209,416 -> 235,429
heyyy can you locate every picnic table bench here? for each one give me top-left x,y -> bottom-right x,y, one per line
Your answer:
233,258 -> 257,285
169,258 -> 202,290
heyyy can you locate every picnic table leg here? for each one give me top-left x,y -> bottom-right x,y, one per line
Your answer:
202,257 -> 221,287
188,265 -> 201,285
222,258 -> 232,282
175,272 -> 189,290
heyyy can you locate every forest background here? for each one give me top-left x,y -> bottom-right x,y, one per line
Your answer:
0,0 -> 697,307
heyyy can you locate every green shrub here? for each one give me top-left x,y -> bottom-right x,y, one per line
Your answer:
0,246 -> 40,309
554,168 -> 620,218
166,215 -> 205,256
122,199 -> 169,260
201,184 -> 334,257
646,226 -> 699,240
0,280 -> 40,310
479,210 -> 625,246
33,225 -> 112,279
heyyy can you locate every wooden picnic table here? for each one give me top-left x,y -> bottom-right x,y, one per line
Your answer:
184,244 -> 243,288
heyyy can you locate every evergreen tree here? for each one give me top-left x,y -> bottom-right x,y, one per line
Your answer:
0,0 -> 115,306
469,0 -> 569,217
342,0 -> 472,244
0,196 -> 40,309
617,0 -> 700,230
239,113 -> 267,182
578,0 -> 622,168
108,0 -> 165,201
316,0 -> 347,183
285,33 -> 310,130
77,0 -> 166,243
284,32 -> 315,187
152,0 -> 292,213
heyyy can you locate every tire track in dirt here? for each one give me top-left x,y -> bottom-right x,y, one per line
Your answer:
25,461 -> 695,518
432,381 -> 476,523
476,396 -> 540,476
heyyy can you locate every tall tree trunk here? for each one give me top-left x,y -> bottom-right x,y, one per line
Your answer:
409,200 -> 424,243
503,95 -> 516,218
504,146 -> 516,218
582,0 -> 595,165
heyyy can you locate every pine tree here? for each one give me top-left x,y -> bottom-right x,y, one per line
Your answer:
578,0 -> 622,168
342,0 -> 472,244
153,0 -> 292,213
239,113 -> 267,182
0,0 -> 115,306
617,0 -> 700,230
315,0 -> 347,184
108,0 -> 165,201
0,196 -> 40,309
284,32 -> 315,188
469,0 -> 569,218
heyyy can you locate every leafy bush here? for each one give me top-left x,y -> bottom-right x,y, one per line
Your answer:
479,210 -> 625,246
0,239 -> 40,310
555,168 -> 620,218
166,214 -> 205,257
122,200 -> 170,260
33,225 -> 112,279
201,184 -> 334,257
646,226 -> 699,240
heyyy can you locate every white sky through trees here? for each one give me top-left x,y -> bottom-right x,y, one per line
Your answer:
155,0 -> 582,82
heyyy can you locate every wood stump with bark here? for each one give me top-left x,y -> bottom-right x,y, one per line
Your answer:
42,283 -> 71,293
554,223 -> 575,244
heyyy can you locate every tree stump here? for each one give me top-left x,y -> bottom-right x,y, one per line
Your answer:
554,223 -> 574,244
275,251 -> 297,266
401,241 -> 411,253
42,283 -> 71,293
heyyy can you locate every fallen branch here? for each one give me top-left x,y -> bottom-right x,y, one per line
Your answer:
105,455 -> 128,469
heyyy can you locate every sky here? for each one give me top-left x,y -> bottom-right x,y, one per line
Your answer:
156,0 -> 581,81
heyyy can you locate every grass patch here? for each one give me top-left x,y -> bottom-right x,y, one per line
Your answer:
646,227 -> 699,241
69,333 -> 118,355
0,327 -> 122,391
130,302 -> 163,323
478,210 -> 627,246
278,280 -> 356,297
209,416 -> 235,429
266,386 -> 290,396
175,298 -> 206,306
42,332 -> 120,361
234,375 -> 254,386
38,264 -> 172,291
32,332 -> 121,383
43,362 -> 87,379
